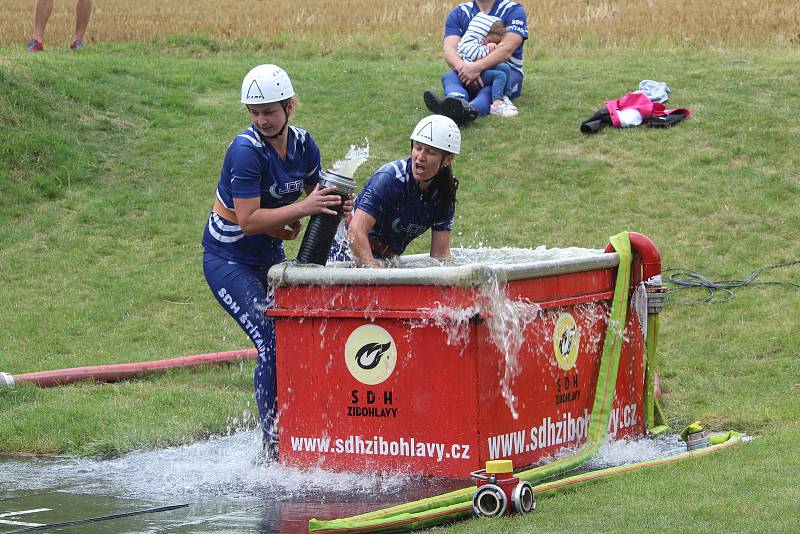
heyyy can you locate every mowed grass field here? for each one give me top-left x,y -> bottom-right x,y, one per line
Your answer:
1,1 -> 799,533
1,0 -> 798,47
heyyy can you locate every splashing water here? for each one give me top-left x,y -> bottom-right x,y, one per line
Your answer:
0,431 -> 464,533
325,139 -> 370,263
398,246 -> 608,268
400,247 -> 607,419
540,434 -> 698,473
476,276 -> 542,419
427,304 -> 477,348
331,139 -> 369,179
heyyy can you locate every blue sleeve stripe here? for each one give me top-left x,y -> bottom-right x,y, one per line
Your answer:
388,161 -> 406,180
292,126 -> 308,143
236,133 -> 262,148
496,0 -> 516,17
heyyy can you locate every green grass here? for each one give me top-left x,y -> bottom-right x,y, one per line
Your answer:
1,37 -> 799,532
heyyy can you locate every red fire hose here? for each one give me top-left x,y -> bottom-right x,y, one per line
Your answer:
605,231 -> 662,282
0,348 -> 257,388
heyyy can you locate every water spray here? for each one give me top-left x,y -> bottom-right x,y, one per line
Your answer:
296,141 -> 368,265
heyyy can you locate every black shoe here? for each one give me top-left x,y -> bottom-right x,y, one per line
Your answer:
423,90 -> 444,114
442,96 -> 478,125
261,439 -> 279,463
466,104 -> 479,122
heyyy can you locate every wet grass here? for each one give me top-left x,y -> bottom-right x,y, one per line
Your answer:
1,39 -> 799,532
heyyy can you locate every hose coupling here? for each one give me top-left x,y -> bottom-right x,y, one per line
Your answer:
681,421 -> 711,451
471,460 -> 535,517
0,372 -> 15,387
645,275 -> 668,314
685,430 -> 711,451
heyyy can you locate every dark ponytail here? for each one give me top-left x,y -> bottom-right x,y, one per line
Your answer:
435,163 -> 458,208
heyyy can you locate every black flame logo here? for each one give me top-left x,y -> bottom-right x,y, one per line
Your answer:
355,342 -> 391,370
560,327 -> 576,356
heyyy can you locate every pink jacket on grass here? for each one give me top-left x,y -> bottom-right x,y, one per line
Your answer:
605,92 -> 691,127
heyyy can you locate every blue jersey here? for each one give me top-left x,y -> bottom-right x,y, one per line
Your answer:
202,125 -> 321,266
445,0 -> 528,76
355,158 -> 456,256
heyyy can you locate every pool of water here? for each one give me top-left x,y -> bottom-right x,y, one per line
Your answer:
0,430 -> 461,533
0,431 -> 695,533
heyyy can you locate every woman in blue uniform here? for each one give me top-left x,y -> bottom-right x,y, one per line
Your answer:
201,64 -> 350,457
348,115 -> 462,267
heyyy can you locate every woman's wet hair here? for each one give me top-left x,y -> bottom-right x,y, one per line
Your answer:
434,163 -> 459,208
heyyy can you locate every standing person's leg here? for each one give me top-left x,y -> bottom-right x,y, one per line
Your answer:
203,252 -> 279,450
30,0 -> 53,46
72,0 -> 92,47
253,317 -> 278,450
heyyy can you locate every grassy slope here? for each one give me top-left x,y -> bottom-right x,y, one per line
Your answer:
1,39 -> 798,530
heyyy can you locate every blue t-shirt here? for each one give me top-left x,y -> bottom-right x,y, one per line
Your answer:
355,158 -> 456,256
445,0 -> 528,76
202,125 -> 320,266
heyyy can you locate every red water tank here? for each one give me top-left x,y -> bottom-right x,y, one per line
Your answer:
269,247 -> 648,478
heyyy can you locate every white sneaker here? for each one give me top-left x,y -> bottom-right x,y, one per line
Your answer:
502,96 -> 518,113
501,103 -> 518,117
490,102 -> 506,116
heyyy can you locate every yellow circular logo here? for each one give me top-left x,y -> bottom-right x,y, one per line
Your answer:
553,313 -> 580,371
344,324 -> 397,385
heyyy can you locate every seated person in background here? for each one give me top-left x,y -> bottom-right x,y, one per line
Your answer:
456,14 -> 518,117
423,0 -> 528,125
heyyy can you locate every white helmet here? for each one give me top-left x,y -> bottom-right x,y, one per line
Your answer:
241,64 -> 294,105
409,114 -> 461,155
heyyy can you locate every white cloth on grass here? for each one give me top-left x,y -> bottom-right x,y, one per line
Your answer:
637,80 -> 671,104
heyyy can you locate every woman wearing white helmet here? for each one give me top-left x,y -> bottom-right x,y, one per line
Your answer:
346,114 -> 461,267
201,64 -> 352,457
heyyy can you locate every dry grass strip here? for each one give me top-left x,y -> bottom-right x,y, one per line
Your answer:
2,0 -> 798,47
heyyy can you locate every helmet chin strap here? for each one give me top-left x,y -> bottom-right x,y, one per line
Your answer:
264,101 -> 290,139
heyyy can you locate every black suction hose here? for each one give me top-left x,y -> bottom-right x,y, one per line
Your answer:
296,171 -> 356,266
